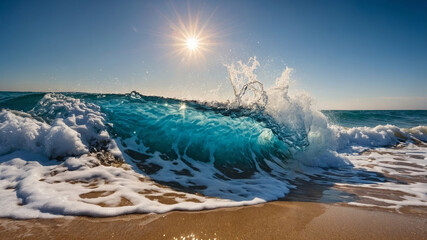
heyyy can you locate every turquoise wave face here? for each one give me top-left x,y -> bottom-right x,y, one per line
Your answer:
87,92 -> 305,179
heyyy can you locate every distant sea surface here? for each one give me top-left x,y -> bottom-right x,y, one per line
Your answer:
322,110 -> 427,128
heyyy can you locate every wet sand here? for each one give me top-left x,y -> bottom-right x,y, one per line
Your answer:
1,201 -> 426,240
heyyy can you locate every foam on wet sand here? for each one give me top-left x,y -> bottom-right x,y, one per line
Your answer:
0,201 -> 426,240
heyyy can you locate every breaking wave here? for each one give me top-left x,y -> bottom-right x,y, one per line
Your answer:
0,57 -> 426,218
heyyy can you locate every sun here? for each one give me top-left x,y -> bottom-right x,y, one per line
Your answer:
186,37 -> 199,51
164,7 -> 221,61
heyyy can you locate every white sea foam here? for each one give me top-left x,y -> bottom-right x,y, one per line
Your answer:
0,110 -> 88,158
0,151 -> 269,219
0,92 -> 120,159
335,144 -> 427,210
333,124 -> 427,151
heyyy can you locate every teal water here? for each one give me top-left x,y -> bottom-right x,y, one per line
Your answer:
322,110 -> 427,128
89,92 -> 298,178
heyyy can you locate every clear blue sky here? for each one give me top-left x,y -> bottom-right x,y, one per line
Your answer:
0,0 -> 426,109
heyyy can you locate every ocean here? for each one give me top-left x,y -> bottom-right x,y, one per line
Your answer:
322,110 -> 427,128
0,60 -> 426,218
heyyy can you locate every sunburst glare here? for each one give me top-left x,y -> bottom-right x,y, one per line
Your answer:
164,6 -> 221,62
186,37 -> 199,51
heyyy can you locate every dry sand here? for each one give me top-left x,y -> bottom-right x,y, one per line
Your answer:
1,201 -> 426,240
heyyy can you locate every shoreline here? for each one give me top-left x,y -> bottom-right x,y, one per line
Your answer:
1,201 -> 426,240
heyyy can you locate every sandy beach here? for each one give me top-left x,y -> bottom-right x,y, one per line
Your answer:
1,201 -> 426,240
